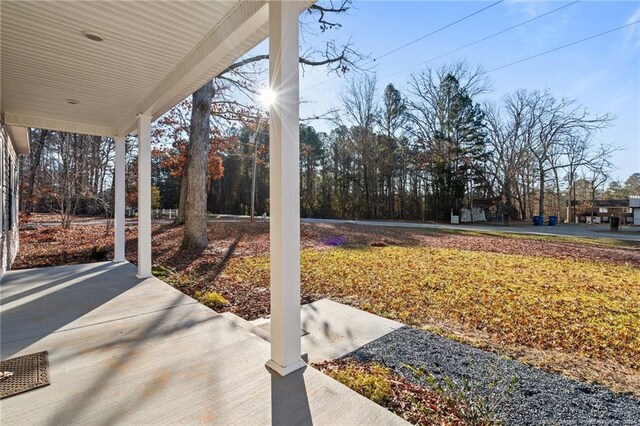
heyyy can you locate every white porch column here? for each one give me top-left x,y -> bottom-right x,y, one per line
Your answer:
137,114 -> 152,278
266,0 -> 305,376
113,136 -> 126,262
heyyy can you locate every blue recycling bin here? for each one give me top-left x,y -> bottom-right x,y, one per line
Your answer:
533,216 -> 543,226
548,216 -> 558,226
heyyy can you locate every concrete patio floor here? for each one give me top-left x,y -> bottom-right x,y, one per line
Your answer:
0,261 -> 407,425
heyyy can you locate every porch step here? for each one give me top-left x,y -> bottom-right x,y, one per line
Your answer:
230,299 -> 405,363
220,312 -> 270,342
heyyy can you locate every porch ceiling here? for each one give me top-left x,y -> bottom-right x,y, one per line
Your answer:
0,0 -> 285,138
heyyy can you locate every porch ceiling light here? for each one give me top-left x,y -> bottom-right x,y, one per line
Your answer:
81,30 -> 104,42
65,99 -> 79,105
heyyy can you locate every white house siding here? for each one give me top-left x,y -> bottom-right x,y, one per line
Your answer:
1,123 -> 20,279
630,197 -> 640,226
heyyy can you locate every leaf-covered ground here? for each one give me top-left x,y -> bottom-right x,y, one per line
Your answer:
14,217 -> 640,395
230,246 -> 640,368
228,246 -> 640,393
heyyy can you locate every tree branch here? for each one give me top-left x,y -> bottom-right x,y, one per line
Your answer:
308,1 -> 351,31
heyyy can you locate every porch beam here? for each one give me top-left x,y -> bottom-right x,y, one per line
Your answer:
136,115 -> 152,278
113,136 -> 126,263
265,0 -> 305,376
3,111 -> 117,138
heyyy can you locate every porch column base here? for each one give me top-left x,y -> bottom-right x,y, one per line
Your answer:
136,273 -> 153,279
265,358 -> 306,377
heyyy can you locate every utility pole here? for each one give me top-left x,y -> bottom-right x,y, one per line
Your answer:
250,118 -> 263,222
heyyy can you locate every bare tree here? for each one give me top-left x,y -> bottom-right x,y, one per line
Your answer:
339,73 -> 379,217
406,60 -> 490,220
24,129 -> 49,214
522,90 -> 612,218
377,83 -> 407,217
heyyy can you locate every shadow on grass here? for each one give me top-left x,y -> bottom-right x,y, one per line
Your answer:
195,232 -> 244,282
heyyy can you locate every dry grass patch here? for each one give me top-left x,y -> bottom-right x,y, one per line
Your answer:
317,360 -> 468,425
228,246 -> 640,373
193,290 -> 229,310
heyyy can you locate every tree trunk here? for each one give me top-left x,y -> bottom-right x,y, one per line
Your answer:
181,81 -> 214,250
538,163 -> 545,218
552,167 -> 561,219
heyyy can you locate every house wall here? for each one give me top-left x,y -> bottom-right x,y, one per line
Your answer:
1,123 -> 20,279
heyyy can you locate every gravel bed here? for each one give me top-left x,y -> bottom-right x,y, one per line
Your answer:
349,327 -> 640,425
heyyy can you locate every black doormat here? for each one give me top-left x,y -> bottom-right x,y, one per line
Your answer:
0,351 -> 50,399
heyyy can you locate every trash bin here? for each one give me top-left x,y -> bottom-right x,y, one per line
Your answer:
610,216 -> 620,232
533,216 -> 543,226
548,215 -> 558,226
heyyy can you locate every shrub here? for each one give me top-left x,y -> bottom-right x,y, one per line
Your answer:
166,273 -> 192,290
152,265 -> 175,280
152,265 -> 193,290
194,290 -> 229,310
403,364 -> 517,426
89,246 -> 108,261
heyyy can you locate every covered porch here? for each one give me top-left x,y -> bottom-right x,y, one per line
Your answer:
2,0 -> 306,376
0,0 -> 409,423
1,261 -> 405,424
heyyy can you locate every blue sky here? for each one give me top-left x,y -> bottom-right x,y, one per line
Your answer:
254,1 -> 639,181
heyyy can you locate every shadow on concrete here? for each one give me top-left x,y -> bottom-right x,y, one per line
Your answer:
1,262 -> 139,358
0,263 -> 108,306
46,292 -> 189,426
269,366 -> 312,426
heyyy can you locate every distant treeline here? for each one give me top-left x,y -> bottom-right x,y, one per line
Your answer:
21,62 -> 638,224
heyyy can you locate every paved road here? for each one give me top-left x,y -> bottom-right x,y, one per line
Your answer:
22,215 -> 639,242
303,218 -> 640,242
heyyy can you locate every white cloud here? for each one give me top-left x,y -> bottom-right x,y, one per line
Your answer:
505,0 -> 551,19
624,6 -> 640,48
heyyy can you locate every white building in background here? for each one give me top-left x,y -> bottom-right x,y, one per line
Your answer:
0,118 -> 29,280
460,207 -> 487,223
631,196 -> 640,226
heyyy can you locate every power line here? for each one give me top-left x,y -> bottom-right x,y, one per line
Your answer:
381,0 -> 580,81
487,19 -> 640,73
373,0 -> 504,62
302,0 -> 503,93
308,7 -> 634,108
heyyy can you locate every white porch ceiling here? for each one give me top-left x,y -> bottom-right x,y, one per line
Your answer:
0,0 -> 287,137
